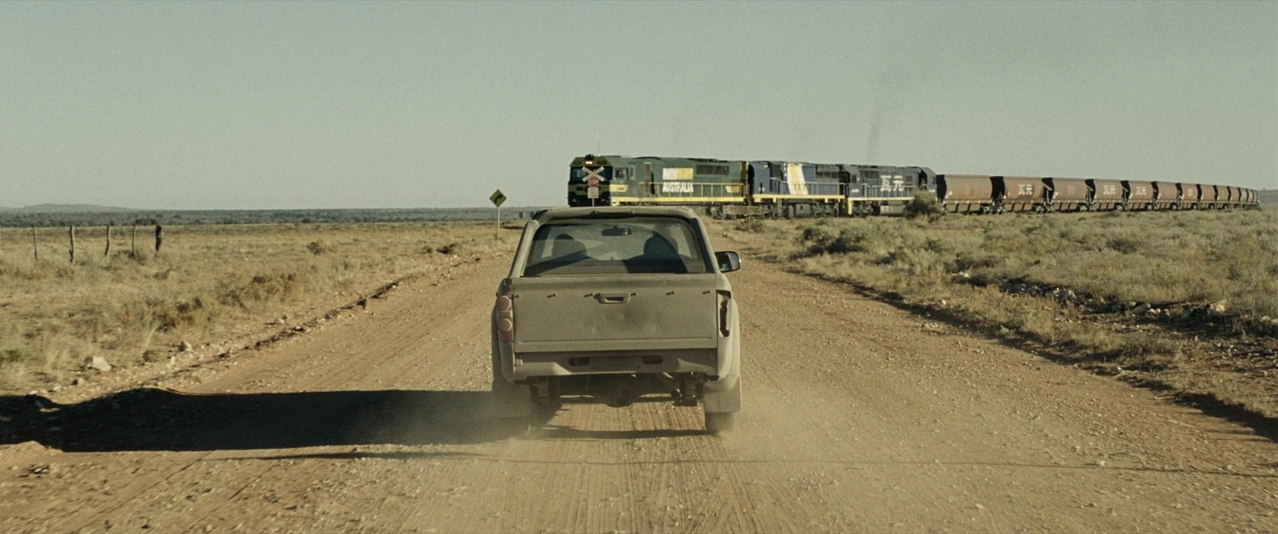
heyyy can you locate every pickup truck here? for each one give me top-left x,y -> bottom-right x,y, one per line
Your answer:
491,206 -> 742,434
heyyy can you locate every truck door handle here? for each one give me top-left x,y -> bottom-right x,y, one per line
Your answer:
595,293 -> 632,304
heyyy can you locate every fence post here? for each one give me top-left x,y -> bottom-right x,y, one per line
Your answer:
105,224 -> 112,258
32,227 -> 38,262
131,224 -> 137,257
69,225 -> 76,264
154,225 -> 163,254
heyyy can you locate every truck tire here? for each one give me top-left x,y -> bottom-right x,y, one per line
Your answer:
705,411 -> 737,435
491,331 -> 532,419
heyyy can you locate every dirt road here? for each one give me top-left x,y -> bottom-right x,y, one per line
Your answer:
2,231 -> 1276,533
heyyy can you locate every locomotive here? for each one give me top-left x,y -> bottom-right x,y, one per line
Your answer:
568,155 -> 933,217
568,155 -> 1260,216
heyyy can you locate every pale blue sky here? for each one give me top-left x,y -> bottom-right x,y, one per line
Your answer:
2,1 -> 1274,209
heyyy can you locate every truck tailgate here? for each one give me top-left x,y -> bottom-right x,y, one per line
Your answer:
511,274 -> 719,353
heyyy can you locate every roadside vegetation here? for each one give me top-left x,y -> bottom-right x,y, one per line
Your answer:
721,209 -> 1278,418
0,222 -> 511,394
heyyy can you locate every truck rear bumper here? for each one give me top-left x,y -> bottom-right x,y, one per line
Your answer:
498,344 -> 719,382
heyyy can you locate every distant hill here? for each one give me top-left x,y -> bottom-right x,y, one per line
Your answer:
0,204 -> 136,214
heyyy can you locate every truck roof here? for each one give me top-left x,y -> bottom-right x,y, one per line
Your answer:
531,206 -> 701,223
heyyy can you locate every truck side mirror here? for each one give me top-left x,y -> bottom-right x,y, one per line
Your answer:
715,251 -> 741,273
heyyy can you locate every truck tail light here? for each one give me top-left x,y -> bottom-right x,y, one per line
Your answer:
717,290 -> 731,337
495,295 -> 515,342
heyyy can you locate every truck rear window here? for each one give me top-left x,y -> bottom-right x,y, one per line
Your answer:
522,217 -> 710,276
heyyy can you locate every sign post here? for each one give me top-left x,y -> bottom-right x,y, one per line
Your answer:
586,175 -> 600,207
489,189 -> 507,240
585,168 -> 602,207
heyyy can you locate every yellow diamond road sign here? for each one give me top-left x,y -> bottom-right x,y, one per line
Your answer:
489,190 -> 507,207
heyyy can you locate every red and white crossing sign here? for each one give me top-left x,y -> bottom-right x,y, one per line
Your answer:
584,167 -> 602,188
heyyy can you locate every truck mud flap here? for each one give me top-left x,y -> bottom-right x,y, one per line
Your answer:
703,375 -> 741,413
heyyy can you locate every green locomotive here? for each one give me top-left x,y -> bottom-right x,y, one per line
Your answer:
568,155 -> 748,214
569,154 -> 932,217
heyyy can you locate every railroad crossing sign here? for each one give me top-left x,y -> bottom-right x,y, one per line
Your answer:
584,167 -> 602,187
489,189 -> 507,240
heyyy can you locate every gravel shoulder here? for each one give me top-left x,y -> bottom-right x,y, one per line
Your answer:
1,233 -> 1275,533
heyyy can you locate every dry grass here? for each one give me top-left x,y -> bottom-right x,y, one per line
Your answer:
0,222 -> 512,394
721,209 -> 1278,417
732,210 -> 1277,317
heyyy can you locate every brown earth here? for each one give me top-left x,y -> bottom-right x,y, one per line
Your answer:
1,230 -> 1276,533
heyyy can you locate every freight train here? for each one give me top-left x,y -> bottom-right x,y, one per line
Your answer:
567,155 -> 1261,216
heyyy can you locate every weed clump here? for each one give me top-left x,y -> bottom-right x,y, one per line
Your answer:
733,218 -> 767,233
904,191 -> 944,221
799,224 -> 889,257
156,297 -> 214,332
1,347 -> 37,367
307,240 -> 334,255
220,273 -> 305,308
